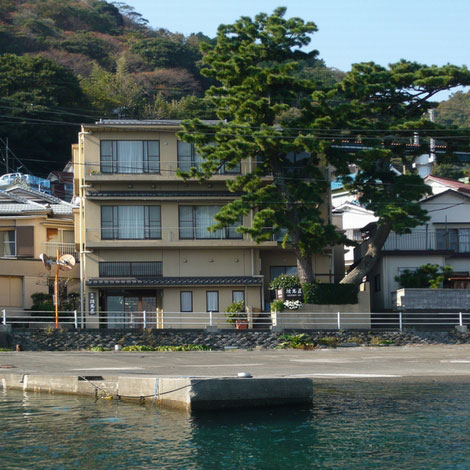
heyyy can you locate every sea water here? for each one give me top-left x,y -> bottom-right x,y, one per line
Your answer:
1,382 -> 469,469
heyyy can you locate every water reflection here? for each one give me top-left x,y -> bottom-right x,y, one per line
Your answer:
1,384 -> 470,469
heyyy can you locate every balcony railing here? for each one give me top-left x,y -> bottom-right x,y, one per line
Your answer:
44,242 -> 77,259
383,230 -> 470,253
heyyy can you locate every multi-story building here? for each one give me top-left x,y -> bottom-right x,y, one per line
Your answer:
74,120 -> 333,328
0,184 -> 78,311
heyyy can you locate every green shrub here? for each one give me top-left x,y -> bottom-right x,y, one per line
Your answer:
269,274 -> 300,290
303,283 -> 358,304
395,264 -> 452,289
278,333 -> 315,349
317,336 -> 339,347
270,299 -> 284,312
0,348 -> 12,352
224,300 -> 247,324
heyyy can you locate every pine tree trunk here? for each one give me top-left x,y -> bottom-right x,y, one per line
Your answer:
340,222 -> 392,286
296,252 -> 314,285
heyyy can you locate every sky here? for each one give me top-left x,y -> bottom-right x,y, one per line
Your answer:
125,0 -> 470,73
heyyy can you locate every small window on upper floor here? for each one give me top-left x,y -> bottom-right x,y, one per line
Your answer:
0,230 -> 15,257
100,140 -> 160,174
177,141 -> 240,174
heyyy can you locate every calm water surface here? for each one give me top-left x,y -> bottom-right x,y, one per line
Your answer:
1,382 -> 470,469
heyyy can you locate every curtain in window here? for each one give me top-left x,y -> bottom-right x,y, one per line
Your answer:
232,291 -> 245,303
207,291 -> 219,312
117,141 -> 143,173
180,292 -> 192,312
101,141 -> 113,173
179,206 -> 194,238
118,206 -> 144,239
178,141 -> 192,172
195,206 -> 223,239
0,231 -> 15,256
459,229 -> 470,253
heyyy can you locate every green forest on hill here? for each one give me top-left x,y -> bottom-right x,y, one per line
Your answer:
0,0 -> 343,175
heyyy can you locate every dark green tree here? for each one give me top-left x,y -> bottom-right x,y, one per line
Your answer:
180,7 -> 346,284
0,53 -> 89,175
334,61 -> 470,284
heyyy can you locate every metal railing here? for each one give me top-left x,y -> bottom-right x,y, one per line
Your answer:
1,309 -> 469,331
44,242 -> 77,259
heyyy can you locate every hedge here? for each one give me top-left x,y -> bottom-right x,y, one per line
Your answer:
303,283 -> 359,305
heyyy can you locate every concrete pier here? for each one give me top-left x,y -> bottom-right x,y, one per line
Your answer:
0,373 -> 314,411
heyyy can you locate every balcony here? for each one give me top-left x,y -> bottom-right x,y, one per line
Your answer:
44,242 -> 78,259
383,229 -> 470,253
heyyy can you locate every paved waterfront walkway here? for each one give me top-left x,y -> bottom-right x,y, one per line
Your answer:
2,344 -> 470,382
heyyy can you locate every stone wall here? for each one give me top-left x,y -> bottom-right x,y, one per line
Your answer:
394,288 -> 470,312
7,327 -> 470,351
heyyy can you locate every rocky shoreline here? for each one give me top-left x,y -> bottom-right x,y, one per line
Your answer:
4,328 -> 470,351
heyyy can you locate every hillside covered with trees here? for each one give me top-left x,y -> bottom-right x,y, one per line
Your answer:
0,0 -> 342,175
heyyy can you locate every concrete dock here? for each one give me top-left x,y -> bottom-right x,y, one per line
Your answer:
2,345 -> 470,410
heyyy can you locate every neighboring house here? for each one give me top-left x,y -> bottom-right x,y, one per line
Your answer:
47,162 -> 74,201
423,174 -> 470,196
364,189 -> 470,311
74,119 -> 334,328
0,184 -> 79,311
333,202 -> 378,271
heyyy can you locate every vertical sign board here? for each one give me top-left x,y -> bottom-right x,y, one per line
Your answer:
89,292 -> 96,315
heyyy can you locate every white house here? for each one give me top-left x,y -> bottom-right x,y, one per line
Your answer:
367,189 -> 470,311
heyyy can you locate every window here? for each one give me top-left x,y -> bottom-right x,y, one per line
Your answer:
436,229 -> 458,251
270,266 -> 298,281
177,141 -> 240,174
180,291 -> 193,312
101,206 -> 161,240
206,291 -> 219,312
0,230 -> 15,257
179,206 -> 242,239
99,262 -> 162,277
100,140 -> 160,174
232,290 -> 245,303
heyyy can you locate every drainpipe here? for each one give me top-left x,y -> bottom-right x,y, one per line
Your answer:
78,129 -> 90,326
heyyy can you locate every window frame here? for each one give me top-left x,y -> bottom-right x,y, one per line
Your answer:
100,140 -> 160,174
232,290 -> 245,303
177,141 -> 241,174
101,205 -> 162,240
178,205 -> 243,240
206,291 -> 219,312
180,291 -> 193,312
0,229 -> 16,257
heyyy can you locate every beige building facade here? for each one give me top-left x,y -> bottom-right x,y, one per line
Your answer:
0,185 -> 79,312
75,120 -> 332,328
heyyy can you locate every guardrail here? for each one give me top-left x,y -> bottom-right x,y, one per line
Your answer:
1,310 -> 469,331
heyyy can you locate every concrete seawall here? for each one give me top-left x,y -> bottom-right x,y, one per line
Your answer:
0,373 -> 314,412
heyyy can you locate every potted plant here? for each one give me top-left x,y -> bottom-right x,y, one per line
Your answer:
224,300 -> 248,329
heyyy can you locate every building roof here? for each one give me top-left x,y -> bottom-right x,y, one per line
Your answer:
86,276 -> 263,287
424,175 -> 470,194
83,119 -> 219,129
0,185 -> 76,216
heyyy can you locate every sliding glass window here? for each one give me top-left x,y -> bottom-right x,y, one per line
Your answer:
177,141 -> 240,174
178,206 -> 242,240
100,140 -> 160,174
101,206 -> 161,240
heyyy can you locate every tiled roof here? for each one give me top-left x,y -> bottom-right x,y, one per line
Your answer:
87,191 -> 238,199
424,175 -> 470,194
0,186 -> 75,215
86,276 -> 263,287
